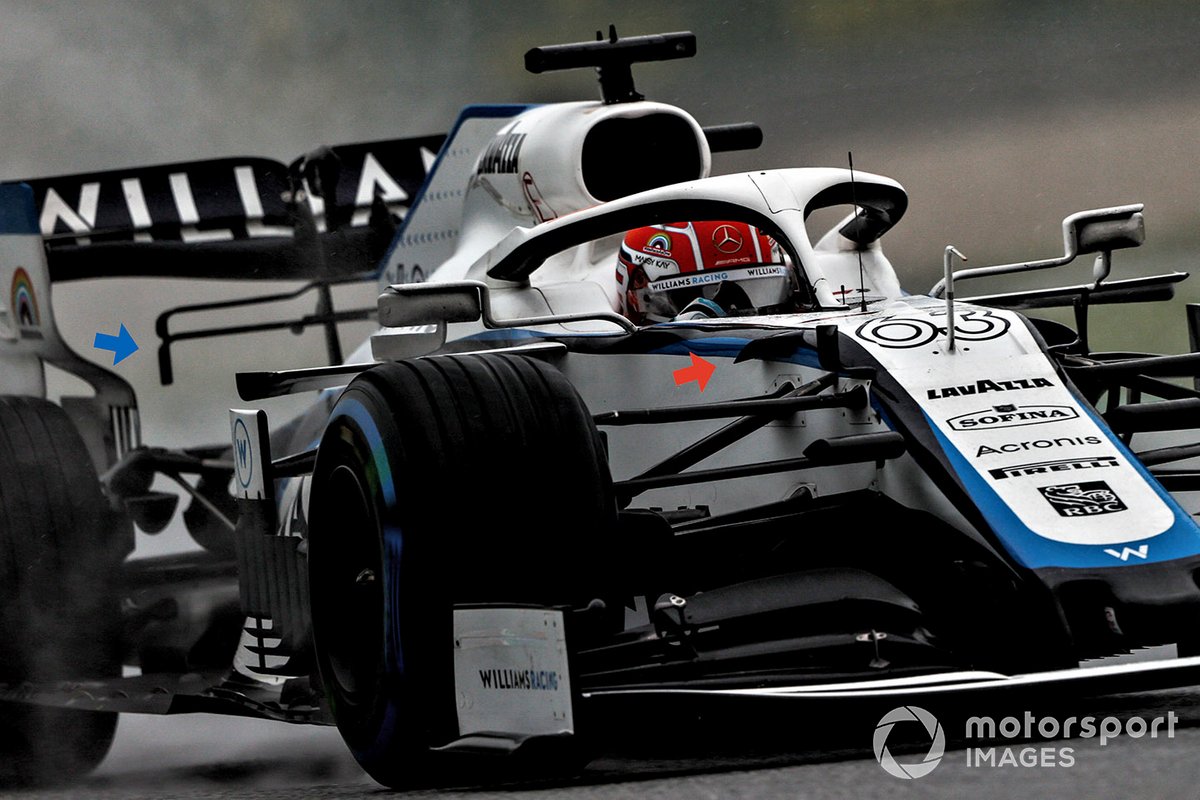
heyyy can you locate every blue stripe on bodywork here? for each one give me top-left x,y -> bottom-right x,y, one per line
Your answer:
646,336 -> 753,360
926,410 -> 1200,569
645,334 -> 823,369
461,329 -> 826,369
0,184 -> 38,234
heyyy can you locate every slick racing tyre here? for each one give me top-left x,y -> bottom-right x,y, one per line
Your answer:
0,397 -> 122,786
308,353 -> 615,788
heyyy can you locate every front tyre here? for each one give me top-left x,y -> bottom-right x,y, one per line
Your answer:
308,354 -> 614,787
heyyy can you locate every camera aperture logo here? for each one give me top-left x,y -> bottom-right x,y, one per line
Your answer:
873,706 -> 1179,778
873,705 -> 945,779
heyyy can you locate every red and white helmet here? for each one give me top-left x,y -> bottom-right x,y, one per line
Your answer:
615,221 -> 793,324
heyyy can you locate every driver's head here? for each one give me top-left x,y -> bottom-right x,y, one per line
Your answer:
615,221 -> 794,324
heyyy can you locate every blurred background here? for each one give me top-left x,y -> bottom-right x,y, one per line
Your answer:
4,0 -> 1200,531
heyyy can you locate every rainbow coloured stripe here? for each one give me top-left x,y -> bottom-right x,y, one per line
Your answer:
11,268 -> 39,328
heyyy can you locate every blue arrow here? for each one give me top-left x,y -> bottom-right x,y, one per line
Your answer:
93,323 -> 138,365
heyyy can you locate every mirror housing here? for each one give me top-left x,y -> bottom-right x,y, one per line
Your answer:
377,281 -> 485,328
1064,205 -> 1145,257
373,281 -> 489,362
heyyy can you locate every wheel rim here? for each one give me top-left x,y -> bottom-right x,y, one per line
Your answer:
318,463 -> 384,707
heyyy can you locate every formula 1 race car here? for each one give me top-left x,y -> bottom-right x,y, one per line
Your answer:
4,29 -> 1200,788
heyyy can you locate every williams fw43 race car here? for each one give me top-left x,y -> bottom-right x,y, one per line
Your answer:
4,29 -> 1200,788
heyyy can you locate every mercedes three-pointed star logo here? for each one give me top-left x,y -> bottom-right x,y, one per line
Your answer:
711,224 -> 743,253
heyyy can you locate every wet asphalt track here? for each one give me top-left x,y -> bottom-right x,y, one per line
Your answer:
6,687 -> 1200,799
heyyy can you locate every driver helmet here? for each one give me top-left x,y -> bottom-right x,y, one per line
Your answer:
615,221 -> 793,324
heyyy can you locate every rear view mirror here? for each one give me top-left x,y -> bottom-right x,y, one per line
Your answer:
1064,205 -> 1145,257
373,281 -> 487,361
377,281 -> 485,327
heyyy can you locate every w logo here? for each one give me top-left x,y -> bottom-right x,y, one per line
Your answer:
1103,544 -> 1149,561
232,417 -> 254,490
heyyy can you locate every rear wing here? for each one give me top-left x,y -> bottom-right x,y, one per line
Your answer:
12,135 -> 447,387
25,134 -> 444,282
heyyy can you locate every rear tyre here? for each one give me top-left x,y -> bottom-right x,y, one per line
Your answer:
308,354 -> 615,788
0,397 -> 122,786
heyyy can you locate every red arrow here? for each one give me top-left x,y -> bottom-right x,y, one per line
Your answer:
673,352 -> 715,392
